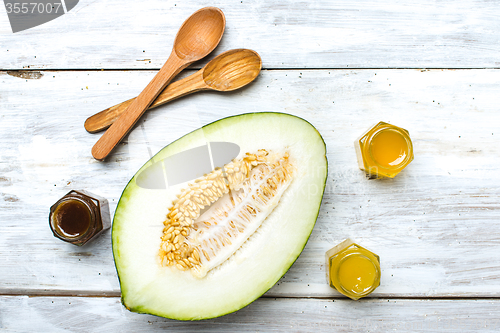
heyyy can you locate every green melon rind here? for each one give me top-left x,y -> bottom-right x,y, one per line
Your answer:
112,112 -> 327,320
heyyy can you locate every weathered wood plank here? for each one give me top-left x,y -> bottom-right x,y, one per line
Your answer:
1,69 -> 499,297
2,296 -> 500,332
1,0 -> 500,69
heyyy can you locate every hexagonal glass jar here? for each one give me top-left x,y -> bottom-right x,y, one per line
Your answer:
326,239 -> 380,300
49,190 -> 110,246
355,122 -> 414,178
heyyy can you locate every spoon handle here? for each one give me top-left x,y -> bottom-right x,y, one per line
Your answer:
84,69 -> 207,133
92,52 -> 188,160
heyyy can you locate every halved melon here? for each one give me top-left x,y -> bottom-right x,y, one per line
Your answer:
112,112 -> 327,320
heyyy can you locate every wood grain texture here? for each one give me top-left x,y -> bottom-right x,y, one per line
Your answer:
1,0 -> 500,70
84,49 -> 262,133
91,51 -> 186,160
3,0 -> 500,328
1,69 -> 499,297
91,7 -> 226,159
2,296 -> 500,332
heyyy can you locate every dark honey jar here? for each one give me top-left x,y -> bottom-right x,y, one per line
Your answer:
49,190 -> 111,246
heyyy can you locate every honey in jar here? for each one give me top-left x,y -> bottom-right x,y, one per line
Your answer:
326,239 -> 381,300
355,121 -> 414,178
49,190 -> 110,246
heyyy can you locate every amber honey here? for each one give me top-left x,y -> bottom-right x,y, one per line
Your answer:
49,190 -> 111,246
338,254 -> 378,294
370,129 -> 409,168
52,199 -> 92,238
326,239 -> 380,300
355,122 -> 413,178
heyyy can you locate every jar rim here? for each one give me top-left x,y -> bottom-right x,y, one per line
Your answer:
330,249 -> 381,298
50,195 -> 97,242
365,126 -> 413,171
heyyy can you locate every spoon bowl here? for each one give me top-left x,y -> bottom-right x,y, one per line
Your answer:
203,49 -> 261,91
174,8 -> 225,60
85,49 -> 261,133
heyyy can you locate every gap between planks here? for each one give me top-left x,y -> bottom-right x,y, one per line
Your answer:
3,290 -> 500,301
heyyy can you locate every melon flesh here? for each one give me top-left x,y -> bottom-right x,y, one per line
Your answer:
112,112 -> 327,320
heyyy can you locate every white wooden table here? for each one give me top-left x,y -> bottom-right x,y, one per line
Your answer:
1,0 -> 500,331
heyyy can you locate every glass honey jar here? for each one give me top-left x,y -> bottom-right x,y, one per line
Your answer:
49,190 -> 111,246
355,121 -> 414,178
326,239 -> 381,300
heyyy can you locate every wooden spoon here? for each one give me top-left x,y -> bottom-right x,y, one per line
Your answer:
84,49 -> 262,133
91,7 -> 225,160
